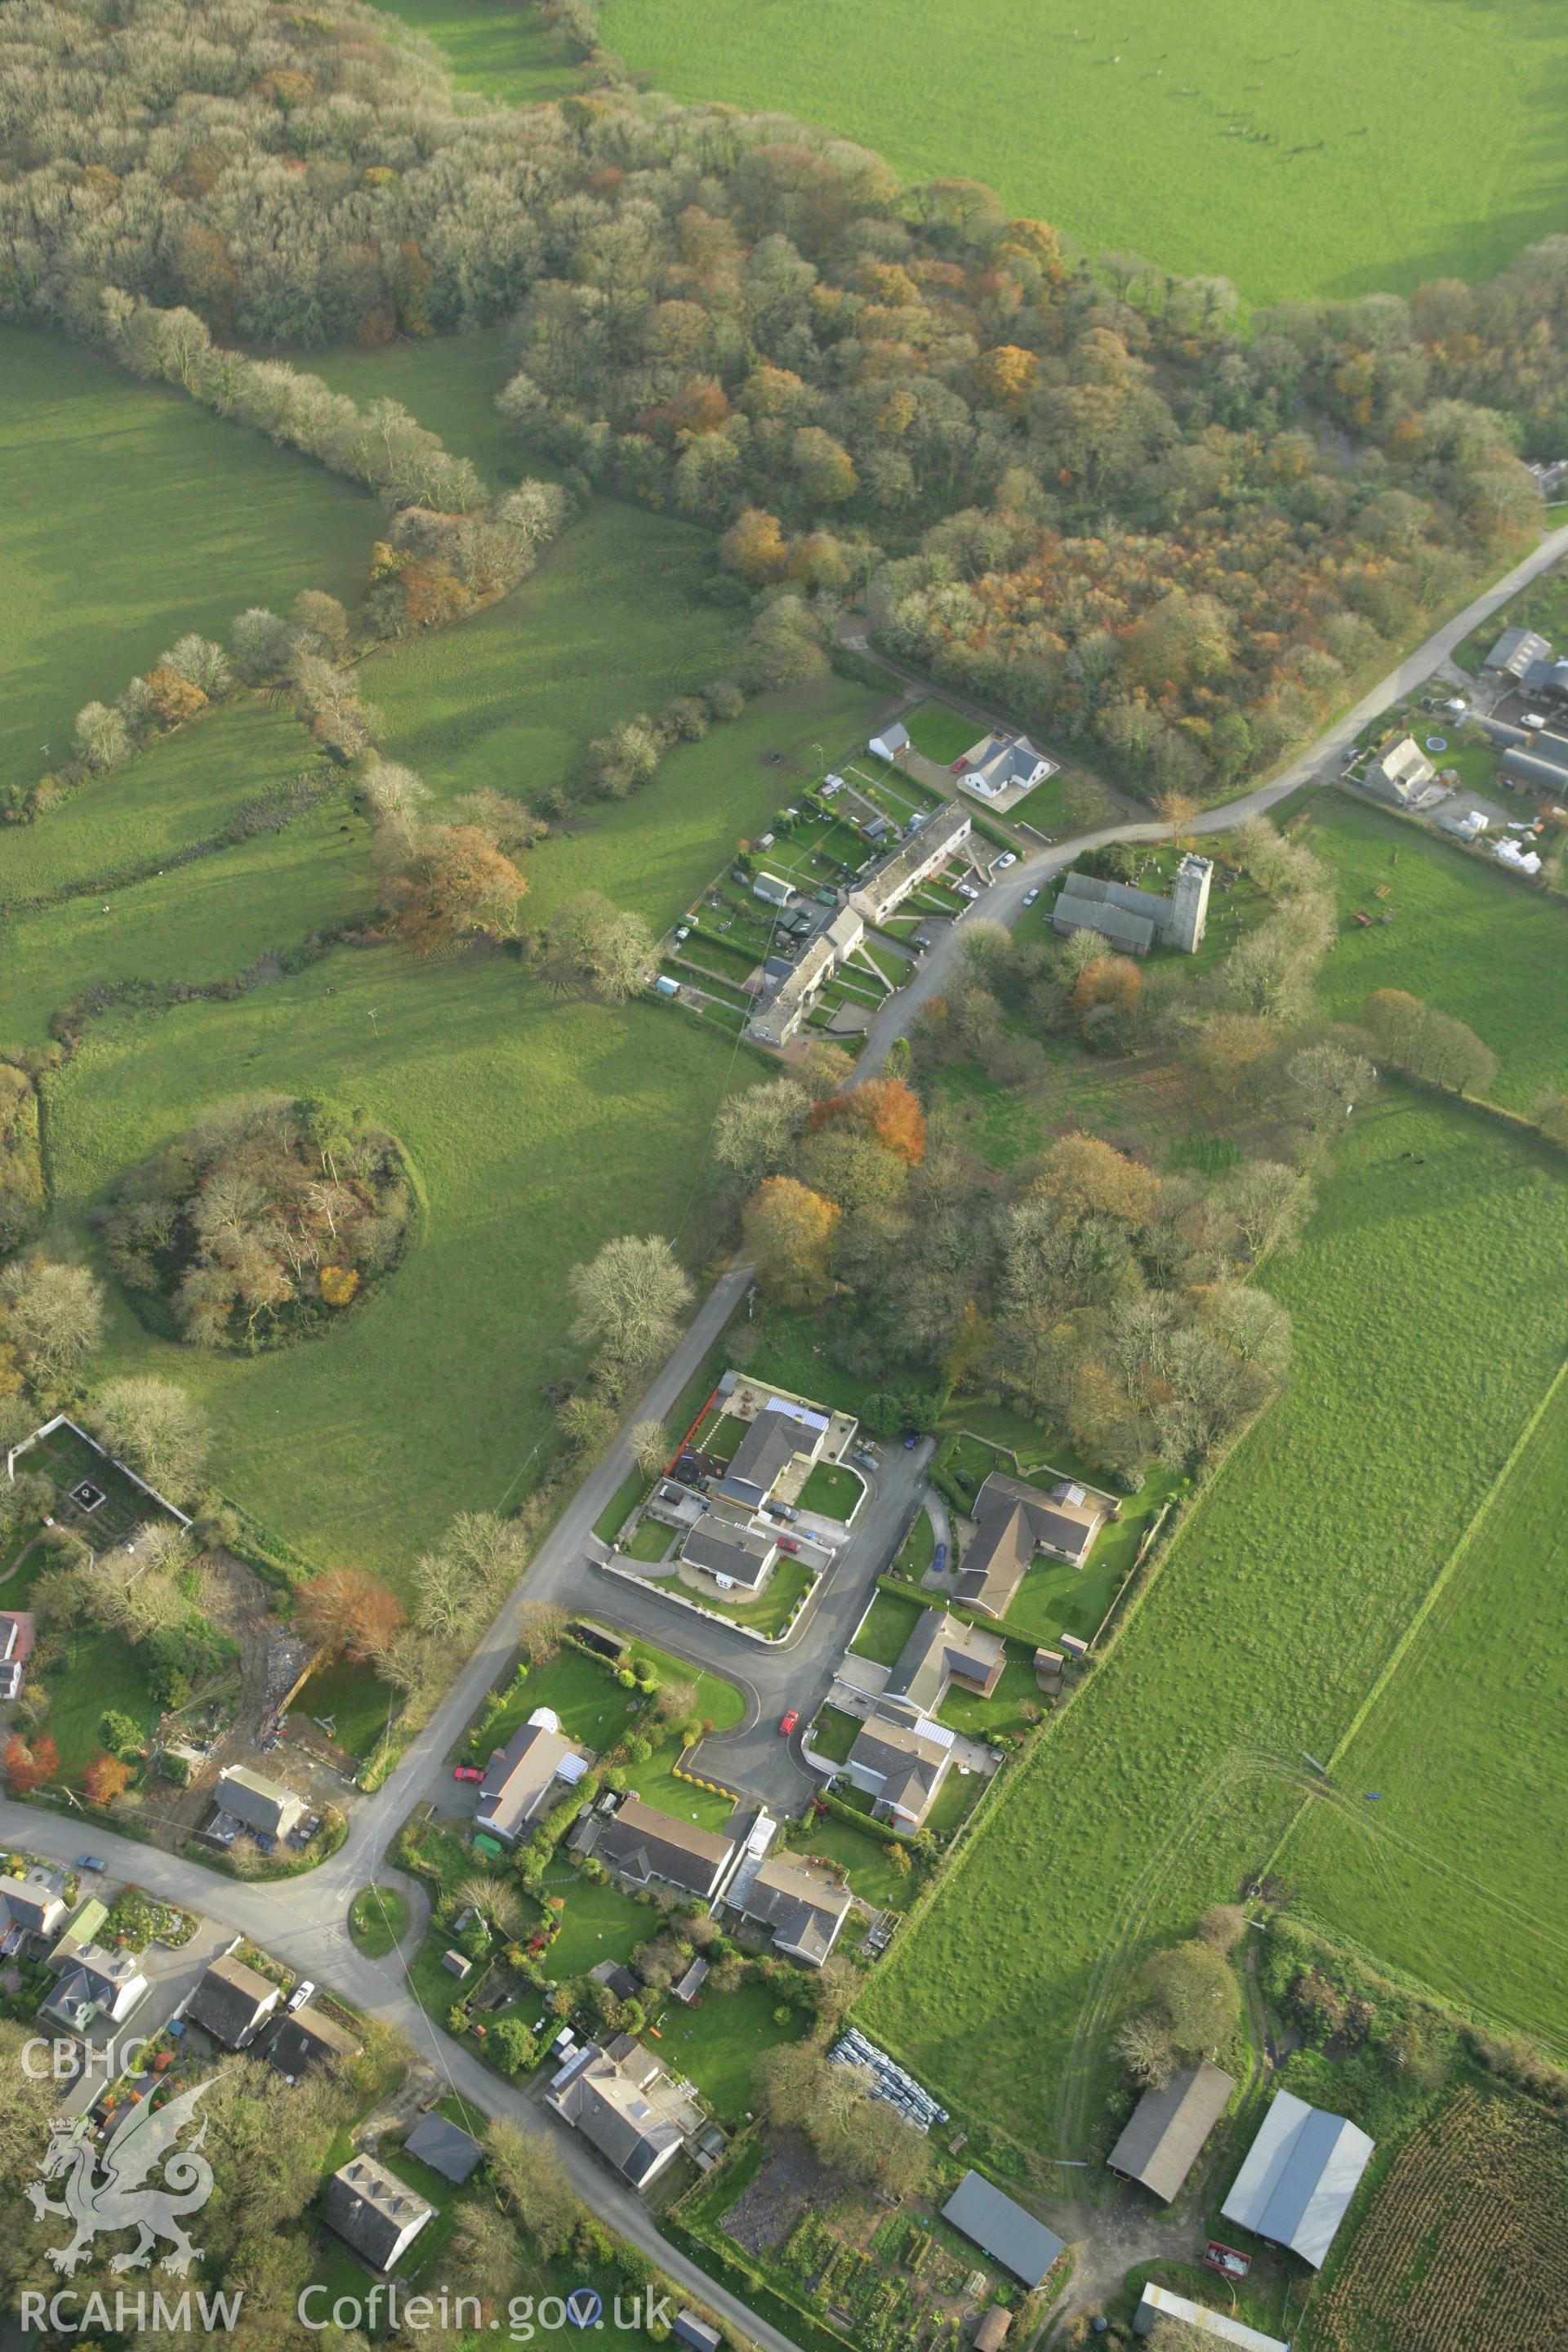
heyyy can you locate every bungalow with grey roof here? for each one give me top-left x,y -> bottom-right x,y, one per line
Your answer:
956,1472 -> 1108,1619
718,1398 -> 829,1509
266,2002 -> 362,2082
576,1795 -> 740,1902
476,1716 -> 587,1844
735,1852 -> 852,1967
843,1705 -> 955,1833
679,1516 -> 779,1592
208,1765 -> 305,1846
882,1606 -> 1005,1717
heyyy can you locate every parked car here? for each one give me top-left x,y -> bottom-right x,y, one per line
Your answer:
1022,886 -> 1040,907
777,1535 -> 800,1554
286,1980 -> 315,2013
933,1544 -> 947,1572
994,851 -> 1017,870
778,1710 -> 799,1737
77,1855 -> 107,1874
453,1763 -> 483,1783
763,1499 -> 800,1522
903,1432 -> 920,1449
1521,711 -> 1548,730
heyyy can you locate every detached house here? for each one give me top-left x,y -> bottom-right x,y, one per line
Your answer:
843,1706 -> 955,1833
577,1795 -> 740,1902
734,1853 -> 852,1967
882,1607 -> 1005,1717
209,1765 -> 305,1846
475,1714 -> 587,1844
185,1953 -> 281,2050
0,1865 -> 68,1948
43,1931 -> 148,2033
718,1398 -> 830,1510
956,1472 -> 1108,1619
547,2033 -> 702,2189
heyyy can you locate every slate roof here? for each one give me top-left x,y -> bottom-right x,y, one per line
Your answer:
215,1766 -> 305,1839
547,2036 -> 696,2188
404,2110 -> 483,2184
737,1852 -> 853,1967
1485,626 -> 1550,676
1051,889 -> 1156,956
942,2169 -> 1065,2287
679,1519 -> 777,1589
884,1607 -> 1006,1713
0,1867 -> 67,1937
590,1959 -> 642,2004
265,2002 -> 361,2078
956,1473 -> 1107,1616
323,2155 -> 434,2271
1107,2060 -> 1236,2202
590,1796 -> 737,1898
850,801 -> 972,919
720,1401 -> 819,1502
1220,2089 -> 1374,2268
871,721 -> 911,755
847,1708 -> 952,1826
185,1954 -> 280,2049
476,1719 -> 576,1842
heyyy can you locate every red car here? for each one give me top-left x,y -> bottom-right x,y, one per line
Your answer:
778,1709 -> 799,1737
453,1764 -> 484,1784
777,1535 -> 800,1555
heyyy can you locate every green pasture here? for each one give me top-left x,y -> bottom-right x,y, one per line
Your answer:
1281,1361 -> 1568,2047
35,961 -> 761,1579
0,702 -> 318,908
375,0 -> 582,104
301,328 -> 523,490
858,1091 -> 1568,2145
1298,791 -> 1568,1110
597,0 -> 1568,302
0,327 -> 373,801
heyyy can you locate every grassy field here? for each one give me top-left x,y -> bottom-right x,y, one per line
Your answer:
1296,791 -> 1568,1111
597,0 -> 1568,302
1280,1358 -> 1568,2045
375,0 -> 582,104
1,702 -> 318,908
0,327 -> 373,801
301,329 -> 523,490
858,1090 -> 1568,2146
293,1656 -> 399,1758
36,960 -> 760,1579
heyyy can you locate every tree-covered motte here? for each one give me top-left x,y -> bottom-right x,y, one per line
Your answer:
95,1094 -> 414,1349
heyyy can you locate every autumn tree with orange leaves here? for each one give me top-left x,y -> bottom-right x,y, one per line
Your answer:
743,1178 -> 840,1307
381,823 -> 528,953
808,1078 -> 926,1168
1030,1131 -> 1158,1229
299,1565 -> 406,1666
1071,955 -> 1143,1022
4,1733 -> 58,1793
83,1753 -> 133,1806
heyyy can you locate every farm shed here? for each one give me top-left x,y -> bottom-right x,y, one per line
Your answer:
1221,2088 -> 1374,2267
942,2169 -> 1064,2287
1107,2060 -> 1236,2202
1134,2283 -> 1289,2348
1484,626 -> 1551,679
869,720 -> 911,761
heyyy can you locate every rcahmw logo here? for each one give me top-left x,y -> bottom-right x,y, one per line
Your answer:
20,2289 -> 244,2336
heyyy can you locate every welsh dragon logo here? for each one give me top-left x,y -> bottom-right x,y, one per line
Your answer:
26,2075 -> 221,2276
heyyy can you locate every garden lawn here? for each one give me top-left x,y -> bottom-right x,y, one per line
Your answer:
893,1508 -> 935,1579
850,1589 -> 924,1668
653,1974 -> 805,2121
0,703 -> 319,909
904,701 -> 978,764
796,1461 -> 863,1520
1281,1357 -> 1568,2048
858,1090 -> 1568,2148
0,327 -> 373,801
548,1873 -> 653,1977
790,1816 -> 909,1912
685,1553 -> 816,1637
937,1652 -> 1040,1740
1296,791 -> 1568,1111
46,1631 -> 163,1782
597,0 -> 1568,303
292,1657 -> 399,1759
624,1744 -> 736,1835
807,1705 -> 861,1766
